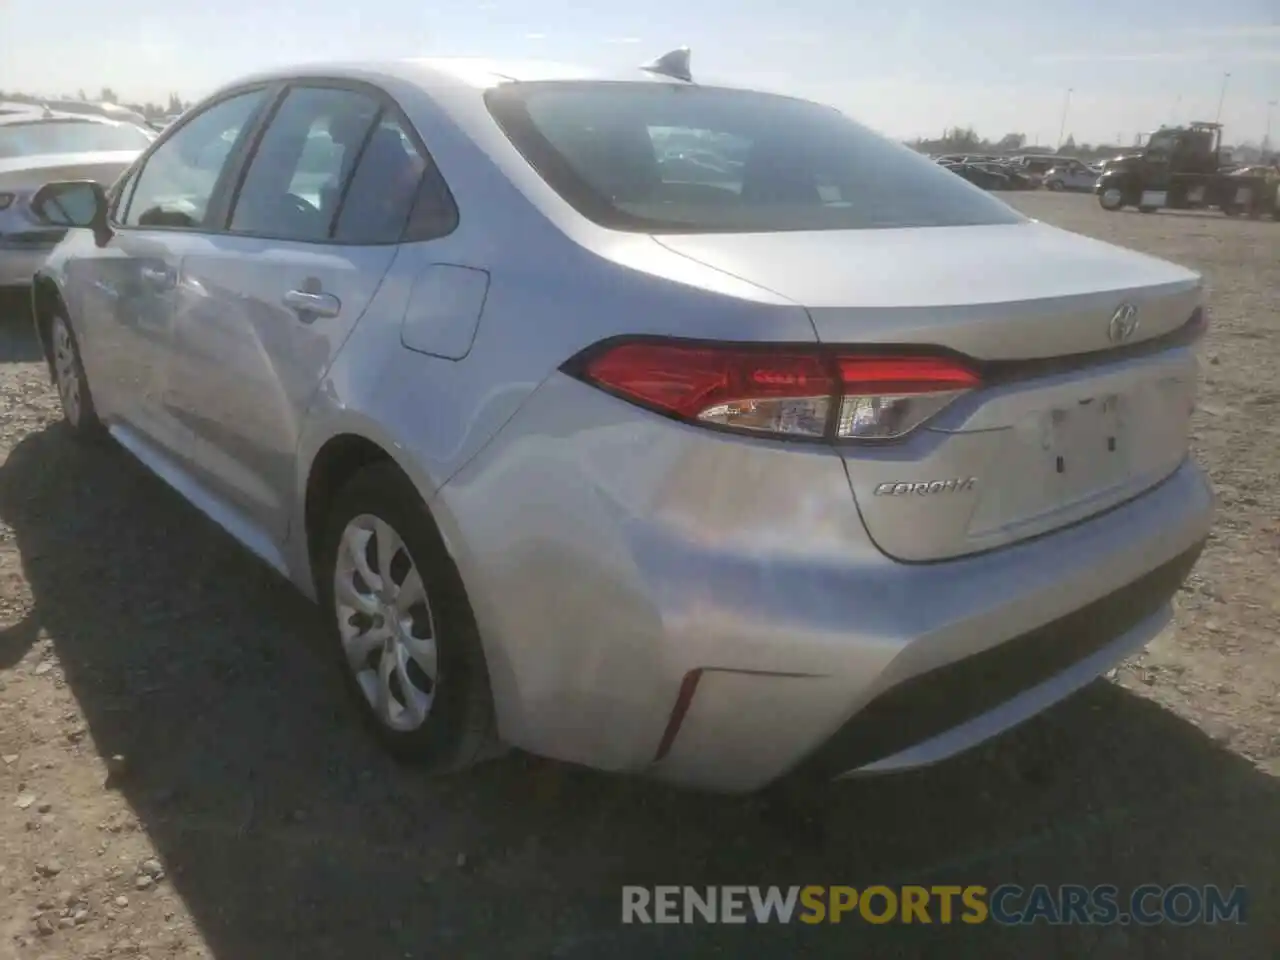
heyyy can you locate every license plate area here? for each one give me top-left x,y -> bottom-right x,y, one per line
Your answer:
1044,393 -> 1131,501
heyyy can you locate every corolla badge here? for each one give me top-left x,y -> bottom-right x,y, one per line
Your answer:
1108,303 -> 1140,343
873,477 -> 978,497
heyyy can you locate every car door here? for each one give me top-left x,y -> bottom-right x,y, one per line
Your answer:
71,87 -> 271,456
169,83 -> 447,544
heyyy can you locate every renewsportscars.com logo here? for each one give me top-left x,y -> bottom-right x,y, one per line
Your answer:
621,884 -> 1249,926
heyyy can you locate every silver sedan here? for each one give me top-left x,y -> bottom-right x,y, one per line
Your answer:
27,55 -> 1212,793
1043,160 -> 1101,192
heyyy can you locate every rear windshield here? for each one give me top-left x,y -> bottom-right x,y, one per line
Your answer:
485,82 -> 1024,233
0,119 -> 152,159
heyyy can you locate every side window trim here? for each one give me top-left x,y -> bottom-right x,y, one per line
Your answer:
111,83 -> 280,232
221,81 -> 384,242
182,83 -> 286,232
325,106 -> 384,237
205,84 -> 290,232
219,77 -> 458,246
108,168 -> 136,221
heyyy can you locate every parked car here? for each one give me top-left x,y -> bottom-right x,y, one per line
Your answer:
0,110 -> 153,294
942,161 -> 1011,190
1008,154 -> 1061,188
974,161 -> 1037,190
1044,159 -> 1099,192
28,55 -> 1212,793
31,99 -> 150,129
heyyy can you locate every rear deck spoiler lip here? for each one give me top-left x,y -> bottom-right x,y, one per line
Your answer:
979,306 -> 1206,386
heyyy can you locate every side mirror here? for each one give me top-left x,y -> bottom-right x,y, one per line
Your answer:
30,180 -> 112,247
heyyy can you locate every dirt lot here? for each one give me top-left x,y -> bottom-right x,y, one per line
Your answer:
0,192 -> 1276,959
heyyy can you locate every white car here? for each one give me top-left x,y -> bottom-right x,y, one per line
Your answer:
1044,160 -> 1099,192
0,110 -> 153,292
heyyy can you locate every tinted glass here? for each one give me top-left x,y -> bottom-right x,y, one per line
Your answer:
0,119 -> 153,159
123,90 -> 266,228
332,115 -> 429,244
486,83 -> 1024,233
229,86 -> 380,240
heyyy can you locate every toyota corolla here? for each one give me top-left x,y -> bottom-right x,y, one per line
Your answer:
27,52 -> 1212,792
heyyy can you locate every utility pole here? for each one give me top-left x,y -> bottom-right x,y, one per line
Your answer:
1265,100 -> 1277,159
1214,72 -> 1231,125
1057,88 -> 1073,150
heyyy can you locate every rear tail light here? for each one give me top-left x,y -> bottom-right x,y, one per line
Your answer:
571,340 -> 981,442
835,355 -> 980,439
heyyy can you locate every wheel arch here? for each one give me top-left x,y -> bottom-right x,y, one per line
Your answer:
296,427 -> 519,748
302,433 -> 401,591
30,273 -> 65,378
296,422 -> 463,588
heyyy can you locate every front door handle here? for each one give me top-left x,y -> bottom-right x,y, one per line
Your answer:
283,288 -> 341,322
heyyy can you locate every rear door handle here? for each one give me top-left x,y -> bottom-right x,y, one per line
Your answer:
282,289 -> 341,322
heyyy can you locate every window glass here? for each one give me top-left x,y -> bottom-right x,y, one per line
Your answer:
332,115 -> 429,244
229,86 -> 380,240
122,90 -> 265,228
486,83 -> 1024,233
403,159 -> 459,242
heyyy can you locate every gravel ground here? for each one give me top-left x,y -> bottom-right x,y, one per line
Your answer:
0,192 -> 1277,959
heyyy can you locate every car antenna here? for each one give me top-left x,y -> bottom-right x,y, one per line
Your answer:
641,47 -> 693,83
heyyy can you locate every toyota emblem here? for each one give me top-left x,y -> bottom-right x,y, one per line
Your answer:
1108,303 -> 1140,343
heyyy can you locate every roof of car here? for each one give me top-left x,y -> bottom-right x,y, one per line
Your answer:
219,55 -> 750,97
0,109 -> 123,127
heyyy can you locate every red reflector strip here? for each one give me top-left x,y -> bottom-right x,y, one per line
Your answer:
836,355 -> 981,394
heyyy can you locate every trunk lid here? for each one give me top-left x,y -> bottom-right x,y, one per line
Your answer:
0,150 -> 138,191
655,222 -> 1203,560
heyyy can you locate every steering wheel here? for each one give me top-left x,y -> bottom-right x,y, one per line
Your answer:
283,193 -> 319,217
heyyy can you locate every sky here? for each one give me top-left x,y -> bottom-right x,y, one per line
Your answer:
1,0 -> 1276,146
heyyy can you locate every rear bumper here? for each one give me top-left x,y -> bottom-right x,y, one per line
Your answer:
798,539 -> 1200,780
437,375 -> 1214,793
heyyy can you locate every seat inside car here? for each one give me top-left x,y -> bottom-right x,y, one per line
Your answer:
739,145 -> 821,205
561,122 -> 661,203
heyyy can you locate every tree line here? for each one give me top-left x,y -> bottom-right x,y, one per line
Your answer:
0,87 -> 189,120
908,127 -> 1129,161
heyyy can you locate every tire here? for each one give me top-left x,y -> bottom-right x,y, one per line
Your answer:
316,461 -> 496,770
1098,186 -> 1124,211
49,310 -> 106,441
1047,180 -> 1064,191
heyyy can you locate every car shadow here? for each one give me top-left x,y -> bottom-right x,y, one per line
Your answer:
0,423 -> 1275,958
0,289 -> 44,363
